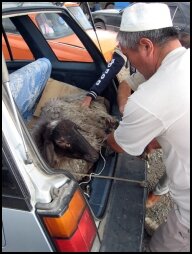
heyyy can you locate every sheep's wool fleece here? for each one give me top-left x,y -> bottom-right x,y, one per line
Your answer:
34,90 -> 117,180
41,91 -> 115,151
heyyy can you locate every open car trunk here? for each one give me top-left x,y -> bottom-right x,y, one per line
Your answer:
25,77 -> 120,219
6,57 -> 146,250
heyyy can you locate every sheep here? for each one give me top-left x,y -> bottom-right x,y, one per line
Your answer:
40,91 -> 118,149
32,90 -> 118,181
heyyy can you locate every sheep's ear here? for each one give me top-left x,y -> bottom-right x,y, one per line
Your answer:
43,141 -> 56,167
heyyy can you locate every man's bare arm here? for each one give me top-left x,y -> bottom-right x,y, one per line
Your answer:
107,131 -> 124,153
117,80 -> 132,114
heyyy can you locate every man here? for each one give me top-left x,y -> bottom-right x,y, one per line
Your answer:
81,46 -> 170,210
81,8 -> 189,209
107,3 -> 190,252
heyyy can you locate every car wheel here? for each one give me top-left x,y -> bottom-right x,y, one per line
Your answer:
95,21 -> 106,30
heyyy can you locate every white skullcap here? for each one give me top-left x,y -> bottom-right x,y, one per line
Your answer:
120,3 -> 173,32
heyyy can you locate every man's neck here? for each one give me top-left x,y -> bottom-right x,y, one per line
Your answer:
154,39 -> 182,71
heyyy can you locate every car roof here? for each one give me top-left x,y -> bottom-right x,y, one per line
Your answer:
2,2 -> 55,10
2,2 -> 61,16
93,9 -> 120,15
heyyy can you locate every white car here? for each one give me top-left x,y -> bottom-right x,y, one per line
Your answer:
2,2 -> 146,252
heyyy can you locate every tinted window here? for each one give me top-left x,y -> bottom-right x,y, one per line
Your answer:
35,13 -> 74,39
2,18 -> 19,34
3,12 -> 94,63
31,12 -> 93,62
2,18 -> 34,60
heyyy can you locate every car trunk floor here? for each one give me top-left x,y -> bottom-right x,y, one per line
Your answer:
100,153 -> 147,252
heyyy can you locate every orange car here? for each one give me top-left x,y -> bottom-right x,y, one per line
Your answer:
2,2 -> 118,63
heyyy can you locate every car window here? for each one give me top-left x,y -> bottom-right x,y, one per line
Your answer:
2,18 -> 19,34
31,12 -> 93,62
2,12 -> 93,63
2,18 -> 35,60
67,6 -> 92,30
35,13 -> 74,39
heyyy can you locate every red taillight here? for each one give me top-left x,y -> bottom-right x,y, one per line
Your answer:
43,190 -> 86,238
41,188 -> 97,252
54,208 -> 97,252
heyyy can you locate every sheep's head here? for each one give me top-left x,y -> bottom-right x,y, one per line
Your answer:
43,119 -> 99,166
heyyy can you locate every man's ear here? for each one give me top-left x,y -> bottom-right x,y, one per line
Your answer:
139,38 -> 154,56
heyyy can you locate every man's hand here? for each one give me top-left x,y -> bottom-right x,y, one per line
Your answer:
81,96 -> 92,107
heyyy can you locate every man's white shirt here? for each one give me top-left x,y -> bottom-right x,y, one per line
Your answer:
114,47 -> 190,228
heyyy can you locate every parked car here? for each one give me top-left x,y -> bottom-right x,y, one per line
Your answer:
92,2 -> 190,39
2,2 -> 118,62
103,2 -> 132,10
2,2 -> 146,252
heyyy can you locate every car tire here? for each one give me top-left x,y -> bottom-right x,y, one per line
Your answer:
95,21 -> 106,30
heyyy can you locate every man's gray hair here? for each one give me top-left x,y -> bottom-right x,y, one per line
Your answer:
117,27 -> 179,49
